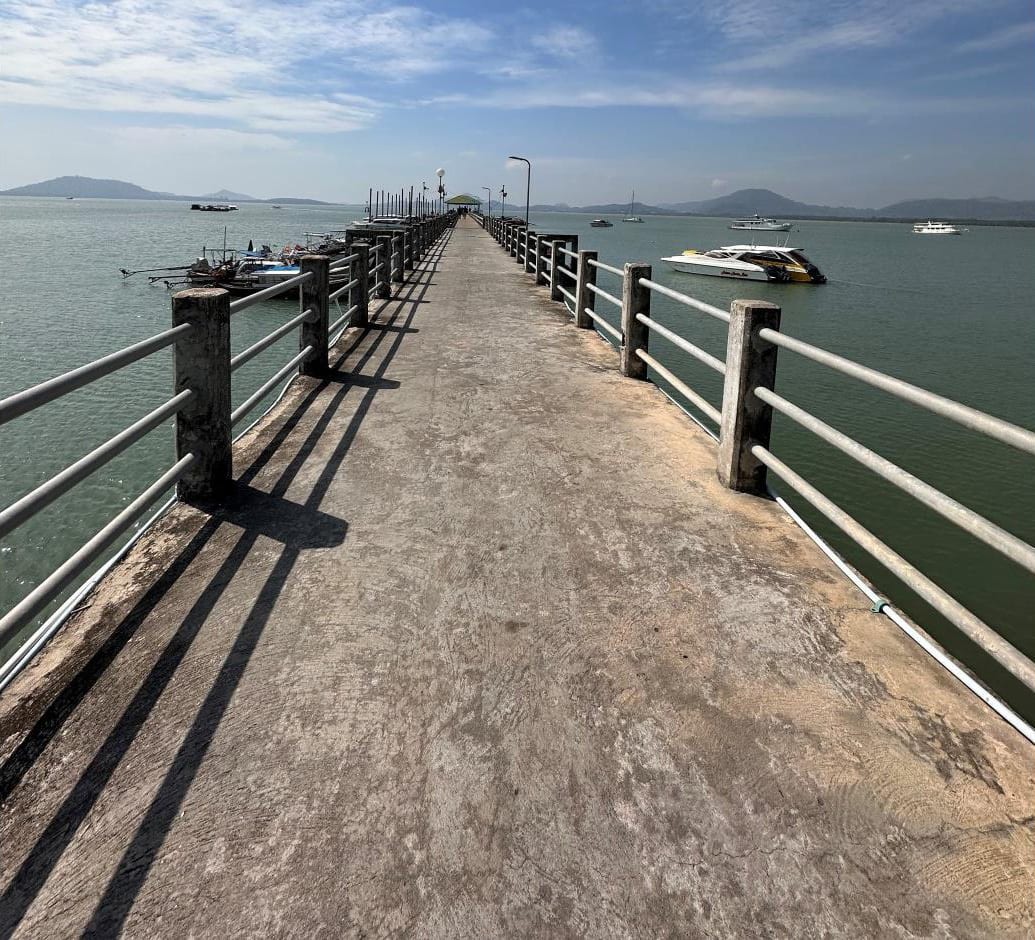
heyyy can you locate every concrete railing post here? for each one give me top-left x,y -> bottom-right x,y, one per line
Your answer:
391,234 -> 404,284
525,231 -> 537,274
717,300 -> 782,493
535,235 -> 549,285
375,235 -> 391,298
574,249 -> 596,329
351,242 -> 370,329
549,239 -> 564,302
403,228 -> 414,272
517,229 -> 526,266
620,262 -> 651,379
299,255 -> 329,378
172,288 -> 231,504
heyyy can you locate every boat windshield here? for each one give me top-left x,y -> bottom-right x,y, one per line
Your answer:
703,250 -> 734,258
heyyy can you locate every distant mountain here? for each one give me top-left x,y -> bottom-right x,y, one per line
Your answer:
876,196 -> 1035,221
0,175 -> 180,200
0,175 -> 332,205
201,188 -> 255,201
661,188 -> 868,218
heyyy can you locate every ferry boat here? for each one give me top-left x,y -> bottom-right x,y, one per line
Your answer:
662,245 -> 826,283
190,203 -> 238,212
912,220 -> 961,235
590,218 -> 613,228
729,215 -> 793,232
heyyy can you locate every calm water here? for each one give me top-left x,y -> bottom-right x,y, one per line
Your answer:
1,199 -> 1033,718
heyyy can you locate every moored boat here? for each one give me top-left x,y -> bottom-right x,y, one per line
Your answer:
729,215 -> 793,232
662,245 -> 826,283
590,218 -> 613,228
912,220 -> 961,235
622,191 -> 644,223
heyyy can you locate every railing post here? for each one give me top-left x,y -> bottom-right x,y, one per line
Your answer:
717,300 -> 782,493
574,249 -> 596,329
517,228 -> 526,266
391,234 -> 404,284
620,262 -> 651,379
525,231 -> 537,274
403,227 -> 414,272
375,235 -> 391,298
172,288 -> 231,504
352,242 -> 370,329
549,238 -> 564,302
299,255 -> 329,378
535,235 -> 549,284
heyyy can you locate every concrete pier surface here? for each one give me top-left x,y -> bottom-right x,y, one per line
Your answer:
1,216 -> 1033,938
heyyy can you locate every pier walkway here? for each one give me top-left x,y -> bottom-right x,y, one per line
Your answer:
1,216 -> 1033,938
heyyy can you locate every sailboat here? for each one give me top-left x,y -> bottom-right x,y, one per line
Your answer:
623,191 -> 644,223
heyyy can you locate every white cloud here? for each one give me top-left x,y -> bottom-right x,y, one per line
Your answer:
531,26 -> 597,59
0,0 -> 491,133
711,178 -> 728,189
957,21 -> 1035,53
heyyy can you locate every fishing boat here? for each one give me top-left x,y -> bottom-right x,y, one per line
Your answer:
622,192 -> 644,223
912,220 -> 961,235
662,245 -> 826,283
590,218 -> 613,228
729,215 -> 793,232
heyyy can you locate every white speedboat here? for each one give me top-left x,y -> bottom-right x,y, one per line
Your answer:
590,218 -> 613,228
729,215 -> 793,232
912,220 -> 961,235
662,245 -> 826,283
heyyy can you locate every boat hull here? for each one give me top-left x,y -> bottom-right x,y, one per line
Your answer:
729,222 -> 793,231
663,257 -> 769,281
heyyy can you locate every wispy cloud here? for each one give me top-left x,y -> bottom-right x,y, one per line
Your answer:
0,0 -> 490,132
957,21 -> 1035,53
531,26 -> 597,59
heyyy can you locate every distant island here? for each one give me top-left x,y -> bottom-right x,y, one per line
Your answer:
0,175 -> 333,206
523,188 -> 1035,224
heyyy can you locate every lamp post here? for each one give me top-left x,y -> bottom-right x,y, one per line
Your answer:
436,167 -> 445,214
482,186 -> 492,217
509,156 -> 530,227
499,186 -> 508,218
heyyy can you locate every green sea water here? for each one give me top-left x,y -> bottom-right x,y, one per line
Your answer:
1,198 -> 1033,719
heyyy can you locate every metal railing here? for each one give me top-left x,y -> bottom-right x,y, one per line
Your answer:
477,210 -> 1035,727
0,211 -> 456,689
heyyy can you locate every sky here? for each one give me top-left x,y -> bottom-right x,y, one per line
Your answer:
1,0 -> 1033,207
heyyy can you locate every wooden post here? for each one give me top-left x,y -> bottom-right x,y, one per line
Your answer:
717,300 -> 782,493
172,288 -> 231,504
299,255 -> 329,378
375,235 -> 391,298
549,239 -> 564,302
620,262 -> 651,379
351,242 -> 370,329
574,249 -> 596,329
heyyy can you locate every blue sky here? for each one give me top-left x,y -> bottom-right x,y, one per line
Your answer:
1,0 -> 1033,206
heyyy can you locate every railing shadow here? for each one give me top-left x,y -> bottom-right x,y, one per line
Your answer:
0,226 -> 453,938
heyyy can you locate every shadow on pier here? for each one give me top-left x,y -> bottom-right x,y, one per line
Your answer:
1,218 -> 1032,939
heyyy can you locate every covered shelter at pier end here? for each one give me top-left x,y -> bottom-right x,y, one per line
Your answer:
446,193 -> 482,214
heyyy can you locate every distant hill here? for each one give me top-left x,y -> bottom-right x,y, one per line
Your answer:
876,196 -> 1035,221
201,188 -> 255,201
661,188 -> 869,218
0,175 -> 332,205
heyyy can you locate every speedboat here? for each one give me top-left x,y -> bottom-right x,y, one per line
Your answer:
590,218 -> 613,228
662,245 -> 826,283
912,220 -> 961,235
729,215 -> 792,231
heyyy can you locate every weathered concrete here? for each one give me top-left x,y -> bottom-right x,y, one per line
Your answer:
1,216 -> 1033,938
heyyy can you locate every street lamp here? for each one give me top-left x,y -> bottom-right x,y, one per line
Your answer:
509,156 -> 530,226
481,186 -> 492,217
499,185 -> 508,218
436,167 -> 445,214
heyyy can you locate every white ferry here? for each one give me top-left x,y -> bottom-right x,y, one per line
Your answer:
662,245 -> 826,283
729,215 -> 793,232
912,220 -> 961,235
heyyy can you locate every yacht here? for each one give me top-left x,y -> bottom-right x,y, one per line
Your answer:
912,220 -> 961,235
662,245 -> 826,283
622,192 -> 644,223
729,215 -> 793,232
590,218 -> 613,228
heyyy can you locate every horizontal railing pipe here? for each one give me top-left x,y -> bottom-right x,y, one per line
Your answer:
586,282 -> 622,309
635,349 -> 721,425
231,346 -> 315,426
635,314 -> 726,374
229,271 -> 313,315
638,277 -> 731,324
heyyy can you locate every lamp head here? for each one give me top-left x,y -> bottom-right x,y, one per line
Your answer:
436,168 -> 445,179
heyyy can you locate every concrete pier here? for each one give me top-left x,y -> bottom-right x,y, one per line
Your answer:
1,216 -> 1033,938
